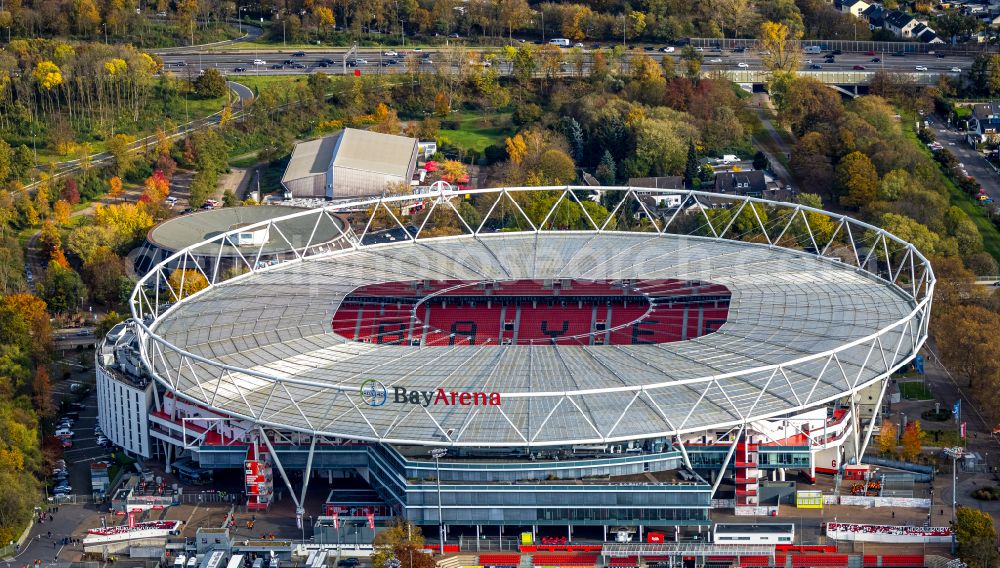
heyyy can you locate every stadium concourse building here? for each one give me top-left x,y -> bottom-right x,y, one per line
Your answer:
101,185 -> 934,543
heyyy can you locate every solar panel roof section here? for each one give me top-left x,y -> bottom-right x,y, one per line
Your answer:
148,231 -> 923,446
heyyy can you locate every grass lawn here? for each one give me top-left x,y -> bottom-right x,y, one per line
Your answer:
922,428 -> 962,447
898,380 -> 933,400
438,111 -> 515,153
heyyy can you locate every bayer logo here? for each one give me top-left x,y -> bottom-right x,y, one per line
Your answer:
359,379 -> 388,407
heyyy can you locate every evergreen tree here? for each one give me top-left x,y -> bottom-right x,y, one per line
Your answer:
560,117 -> 585,162
683,140 -> 699,187
596,150 -> 617,186
753,151 -> 770,172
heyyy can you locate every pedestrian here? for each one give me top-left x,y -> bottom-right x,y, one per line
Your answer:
891,511 -> 894,518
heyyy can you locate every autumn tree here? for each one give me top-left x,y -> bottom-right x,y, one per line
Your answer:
956,507 -> 999,568
835,151 -> 878,209
370,103 -> 402,135
372,518 -> 435,568
108,176 -> 124,201
759,21 -> 800,73
167,268 -> 209,299
39,261 -> 86,313
899,420 -> 923,461
82,248 -> 130,306
107,134 -> 136,178
2,293 -> 53,359
877,420 -> 897,455
32,367 -> 53,417
94,202 -> 154,248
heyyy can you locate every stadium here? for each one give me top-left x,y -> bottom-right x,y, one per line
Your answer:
109,184 -> 933,544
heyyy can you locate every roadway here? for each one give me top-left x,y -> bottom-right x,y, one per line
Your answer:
156,45 -> 975,77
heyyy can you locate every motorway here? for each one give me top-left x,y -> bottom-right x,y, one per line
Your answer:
157,45 -> 976,77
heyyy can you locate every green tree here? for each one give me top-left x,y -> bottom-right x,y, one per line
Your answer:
835,151 -> 878,208
684,140 -> 699,186
956,507 -> 999,568
194,68 -> 227,98
39,261 -> 86,313
0,139 -> 11,184
107,134 -> 135,178
596,150 -> 617,186
878,169 -> 910,201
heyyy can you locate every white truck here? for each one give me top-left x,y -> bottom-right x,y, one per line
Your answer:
548,38 -> 571,47
804,45 -> 822,54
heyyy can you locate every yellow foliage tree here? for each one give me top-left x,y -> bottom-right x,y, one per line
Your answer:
103,58 -> 128,76
53,199 -> 72,226
313,5 -> 334,30
32,61 -> 63,90
94,202 -> 154,245
877,420 -> 897,455
505,134 -> 527,165
167,268 -> 209,299
759,21 -> 801,73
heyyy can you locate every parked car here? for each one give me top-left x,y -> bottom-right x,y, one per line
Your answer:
61,439 -> 72,448
165,196 -> 177,206
54,428 -> 73,437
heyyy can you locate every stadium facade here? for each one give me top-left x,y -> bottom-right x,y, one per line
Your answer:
100,185 -> 933,540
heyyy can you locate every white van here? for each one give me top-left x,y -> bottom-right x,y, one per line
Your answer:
804,45 -> 822,54
548,38 -> 571,47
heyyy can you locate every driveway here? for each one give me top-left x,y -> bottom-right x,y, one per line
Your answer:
932,120 -> 1000,200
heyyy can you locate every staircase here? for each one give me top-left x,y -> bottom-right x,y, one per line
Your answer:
734,439 -> 760,511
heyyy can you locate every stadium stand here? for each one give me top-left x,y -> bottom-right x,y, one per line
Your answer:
332,279 -> 731,346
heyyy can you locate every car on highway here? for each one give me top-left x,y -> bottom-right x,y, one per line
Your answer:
290,62 -> 306,69
915,65 -> 928,71
283,59 -> 294,65
573,42 -> 584,48
269,63 -> 282,69
337,559 -> 359,568
233,66 -> 247,72
173,61 -> 186,67
809,64 -> 822,69
831,49 -> 842,55
292,51 -> 306,56
156,11 -> 167,16
865,50 -> 876,56
870,57 -> 880,62
317,62 -> 329,67
853,65 -> 866,70
660,46 -> 675,53
383,50 -> 398,56
951,67 -> 962,72
708,58 -> 722,63
891,51 -> 905,56
737,62 -> 749,68
732,46 -> 746,53
448,33 -> 460,38
936,53 -> 946,58
253,59 -> 266,65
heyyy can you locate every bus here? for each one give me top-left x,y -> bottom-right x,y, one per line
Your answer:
548,38 -> 571,47
713,523 -> 795,545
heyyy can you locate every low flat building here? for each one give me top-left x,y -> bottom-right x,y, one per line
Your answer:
281,128 -> 419,199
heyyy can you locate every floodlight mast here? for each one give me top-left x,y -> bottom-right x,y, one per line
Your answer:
430,448 -> 447,554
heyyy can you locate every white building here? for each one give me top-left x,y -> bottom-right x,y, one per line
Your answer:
96,321 -> 154,459
281,128 -> 419,199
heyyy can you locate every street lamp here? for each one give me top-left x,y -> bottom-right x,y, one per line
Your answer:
430,448 -> 447,555
944,446 -> 963,555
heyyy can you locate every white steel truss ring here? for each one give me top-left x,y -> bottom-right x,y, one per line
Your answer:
129,186 -> 935,447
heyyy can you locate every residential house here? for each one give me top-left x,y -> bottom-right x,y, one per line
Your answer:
911,22 -> 945,43
713,171 -> 767,198
884,10 -> 920,37
969,103 -> 1000,142
861,5 -> 886,29
840,0 -> 872,17
628,176 -> 686,208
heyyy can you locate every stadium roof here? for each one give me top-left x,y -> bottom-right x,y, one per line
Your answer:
134,186 -> 933,447
145,206 -> 346,257
332,128 -> 418,178
281,136 -> 339,186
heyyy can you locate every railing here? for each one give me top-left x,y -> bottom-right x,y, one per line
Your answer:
714,68 -> 950,85
690,37 -> 993,55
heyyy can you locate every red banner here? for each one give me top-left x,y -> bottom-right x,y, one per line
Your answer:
961,422 -> 967,438
332,512 -> 338,529
128,512 -> 135,528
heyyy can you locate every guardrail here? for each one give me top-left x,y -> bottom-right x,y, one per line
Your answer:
690,37 -> 992,55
